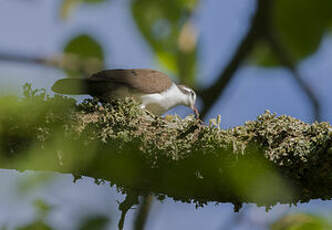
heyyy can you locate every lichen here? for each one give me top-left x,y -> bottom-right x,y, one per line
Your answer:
1,84 -> 332,210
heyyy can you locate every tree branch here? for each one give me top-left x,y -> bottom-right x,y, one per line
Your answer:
1,88 -> 332,212
0,52 -> 47,65
198,0 -> 321,122
264,25 -> 321,122
199,0 -> 273,118
118,190 -> 139,230
134,194 -> 153,230
0,51 -> 103,76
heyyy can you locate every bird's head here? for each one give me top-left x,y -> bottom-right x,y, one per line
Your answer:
177,84 -> 199,117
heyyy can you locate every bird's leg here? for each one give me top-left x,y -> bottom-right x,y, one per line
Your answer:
192,106 -> 205,125
193,106 -> 200,119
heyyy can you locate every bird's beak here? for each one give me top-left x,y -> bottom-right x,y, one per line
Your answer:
191,105 -> 200,118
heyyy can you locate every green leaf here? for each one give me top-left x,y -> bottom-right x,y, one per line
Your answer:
276,0 -> 332,59
131,0 -> 199,86
251,0 -> 332,67
271,213 -> 331,230
60,0 -> 78,20
78,216 -> 109,230
63,34 -> 104,78
156,51 -> 178,73
16,221 -> 52,230
60,0 -> 107,20
83,0 -> 105,3
248,40 -> 280,67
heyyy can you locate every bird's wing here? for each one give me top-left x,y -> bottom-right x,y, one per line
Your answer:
88,69 -> 173,94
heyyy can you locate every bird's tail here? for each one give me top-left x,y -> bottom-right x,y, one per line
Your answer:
51,79 -> 89,95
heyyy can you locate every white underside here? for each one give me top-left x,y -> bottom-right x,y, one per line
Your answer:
108,83 -> 186,115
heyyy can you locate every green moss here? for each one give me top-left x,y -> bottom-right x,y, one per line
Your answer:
1,84 -> 332,210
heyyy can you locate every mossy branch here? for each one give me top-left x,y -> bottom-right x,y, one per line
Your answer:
1,84 -> 332,211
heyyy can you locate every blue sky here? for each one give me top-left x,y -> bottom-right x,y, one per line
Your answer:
0,0 -> 332,229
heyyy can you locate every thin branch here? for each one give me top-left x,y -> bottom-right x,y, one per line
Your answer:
0,52 -> 46,65
118,191 -> 139,230
219,206 -> 248,230
199,0 -> 272,119
134,194 -> 153,230
0,51 -> 103,76
264,28 -> 321,122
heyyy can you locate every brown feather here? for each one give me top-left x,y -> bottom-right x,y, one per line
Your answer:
88,69 -> 173,94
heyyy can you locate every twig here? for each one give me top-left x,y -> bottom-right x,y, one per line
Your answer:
199,0 -> 272,119
264,28 -> 321,122
0,51 -> 103,76
118,191 -> 139,230
219,206 -> 248,230
0,52 -> 46,65
134,194 -> 153,230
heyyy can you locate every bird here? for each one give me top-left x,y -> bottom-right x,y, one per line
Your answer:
52,68 -> 199,116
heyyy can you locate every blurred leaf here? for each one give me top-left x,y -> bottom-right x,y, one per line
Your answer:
16,200 -> 53,230
156,51 -> 178,73
271,213 -> 331,230
34,200 -> 53,219
83,0 -> 105,3
17,173 -> 54,195
78,216 -> 109,230
60,0 -> 79,20
225,146 -> 293,204
16,222 -> 52,230
63,34 -> 104,78
248,40 -> 280,67
0,84 -> 76,163
131,0 -> 198,85
60,0 -> 107,20
251,0 -> 332,67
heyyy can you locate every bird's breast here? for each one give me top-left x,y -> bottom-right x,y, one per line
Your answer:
139,84 -> 184,115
